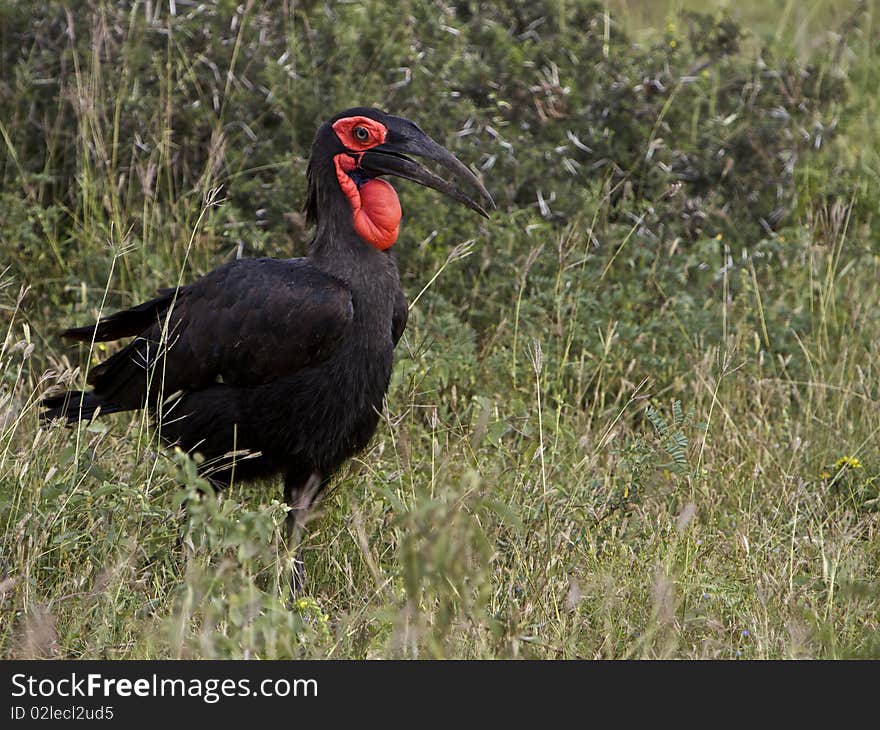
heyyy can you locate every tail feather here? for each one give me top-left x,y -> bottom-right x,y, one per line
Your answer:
62,290 -> 178,343
40,390 -> 120,424
46,289 -> 182,426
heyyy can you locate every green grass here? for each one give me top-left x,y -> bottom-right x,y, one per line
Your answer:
1,0 -> 879,658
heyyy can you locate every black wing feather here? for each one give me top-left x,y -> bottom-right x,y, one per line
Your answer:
43,258 -> 354,419
61,290 -> 178,343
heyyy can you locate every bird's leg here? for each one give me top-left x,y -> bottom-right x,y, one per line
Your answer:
283,470 -> 324,601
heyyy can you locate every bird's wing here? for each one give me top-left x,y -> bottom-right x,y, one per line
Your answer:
171,258 -> 354,387
77,258 -> 354,409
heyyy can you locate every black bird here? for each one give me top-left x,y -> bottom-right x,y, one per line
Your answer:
42,108 -> 493,588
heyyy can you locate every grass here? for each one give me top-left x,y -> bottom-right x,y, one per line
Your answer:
1,0 -> 879,659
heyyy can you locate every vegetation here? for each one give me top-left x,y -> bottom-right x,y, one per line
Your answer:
1,0 -> 879,658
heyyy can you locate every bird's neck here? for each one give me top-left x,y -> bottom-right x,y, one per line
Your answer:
306,163 -> 400,291
311,209 -> 401,346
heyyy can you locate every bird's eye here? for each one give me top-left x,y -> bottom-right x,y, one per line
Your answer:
353,126 -> 369,142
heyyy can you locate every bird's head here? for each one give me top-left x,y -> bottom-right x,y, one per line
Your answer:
305,108 -> 494,250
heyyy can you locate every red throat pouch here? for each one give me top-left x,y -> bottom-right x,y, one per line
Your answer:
334,155 -> 401,250
354,179 -> 401,250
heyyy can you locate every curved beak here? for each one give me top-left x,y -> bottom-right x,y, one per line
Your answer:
357,117 -> 495,218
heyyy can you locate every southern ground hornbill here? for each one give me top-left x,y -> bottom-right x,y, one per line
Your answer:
42,108 -> 493,591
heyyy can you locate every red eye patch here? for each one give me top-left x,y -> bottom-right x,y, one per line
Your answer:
332,116 -> 388,151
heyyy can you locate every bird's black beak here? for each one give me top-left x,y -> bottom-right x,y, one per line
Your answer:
357,117 -> 495,218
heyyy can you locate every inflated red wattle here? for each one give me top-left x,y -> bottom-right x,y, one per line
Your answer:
334,154 -> 401,250
353,179 -> 401,250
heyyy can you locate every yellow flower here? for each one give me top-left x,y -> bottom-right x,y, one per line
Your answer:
669,40 -> 677,49
834,455 -> 863,470
715,233 -> 723,240
819,471 -> 831,480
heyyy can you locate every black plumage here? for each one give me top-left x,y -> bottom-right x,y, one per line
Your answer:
41,108 -> 492,590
